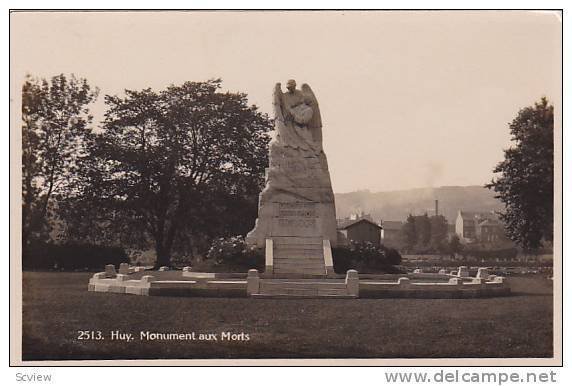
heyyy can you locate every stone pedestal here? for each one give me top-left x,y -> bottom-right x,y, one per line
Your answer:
246,141 -> 338,249
247,201 -> 337,247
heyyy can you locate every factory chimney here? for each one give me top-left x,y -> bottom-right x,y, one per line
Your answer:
435,199 -> 439,216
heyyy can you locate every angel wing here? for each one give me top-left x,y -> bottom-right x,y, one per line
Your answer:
273,83 -> 285,123
301,83 -> 323,147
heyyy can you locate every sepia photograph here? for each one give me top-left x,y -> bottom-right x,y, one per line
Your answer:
10,9 -> 562,365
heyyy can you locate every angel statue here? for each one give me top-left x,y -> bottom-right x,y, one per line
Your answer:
272,79 -> 323,154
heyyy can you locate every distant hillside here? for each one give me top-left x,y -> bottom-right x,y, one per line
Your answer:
335,186 -> 503,223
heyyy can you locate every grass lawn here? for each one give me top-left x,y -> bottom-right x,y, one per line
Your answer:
21,271 -> 553,360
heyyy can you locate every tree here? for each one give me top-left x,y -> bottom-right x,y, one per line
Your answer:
68,79 -> 271,267
448,234 -> 462,256
401,214 -> 417,251
399,214 -> 449,253
415,213 -> 431,248
486,97 -> 554,251
21,74 -> 99,249
429,215 -> 449,252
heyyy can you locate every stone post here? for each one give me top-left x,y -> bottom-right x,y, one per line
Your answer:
140,275 -> 156,296
398,277 -> 411,288
457,266 -> 469,277
141,275 -> 156,284
476,267 -> 490,280
104,264 -> 117,278
119,263 -> 130,275
247,269 -> 260,296
345,270 -> 359,297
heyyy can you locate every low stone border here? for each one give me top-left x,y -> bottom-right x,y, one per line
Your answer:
360,276 -> 510,298
89,274 -> 248,297
88,266 -> 510,298
180,266 -> 488,282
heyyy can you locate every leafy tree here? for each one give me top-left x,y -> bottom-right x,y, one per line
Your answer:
448,234 -> 462,256
415,213 -> 431,247
21,74 -> 99,249
401,214 -> 417,251
67,79 -> 271,267
429,215 -> 449,252
399,214 -> 449,253
486,97 -> 554,251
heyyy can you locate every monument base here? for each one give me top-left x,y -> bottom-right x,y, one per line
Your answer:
258,236 -> 335,277
246,201 -> 337,248
246,200 -> 337,277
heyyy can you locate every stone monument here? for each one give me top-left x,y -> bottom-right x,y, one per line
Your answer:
246,80 -> 337,276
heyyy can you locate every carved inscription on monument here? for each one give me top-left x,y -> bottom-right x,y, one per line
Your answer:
277,219 -> 317,228
278,202 -> 317,217
270,159 -> 309,173
276,203 -> 317,228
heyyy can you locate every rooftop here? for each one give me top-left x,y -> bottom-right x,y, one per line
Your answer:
337,218 -> 382,230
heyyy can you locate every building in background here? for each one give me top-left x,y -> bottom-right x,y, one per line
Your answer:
337,213 -> 382,246
455,210 -> 505,244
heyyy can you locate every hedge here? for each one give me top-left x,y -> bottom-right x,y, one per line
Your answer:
23,242 -> 129,270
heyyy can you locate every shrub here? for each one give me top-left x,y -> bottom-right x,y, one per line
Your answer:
23,242 -> 129,270
206,236 -> 264,270
385,247 -> 402,265
461,246 -> 518,260
332,241 -> 402,274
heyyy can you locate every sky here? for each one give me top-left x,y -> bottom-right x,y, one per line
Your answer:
10,11 -> 562,193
